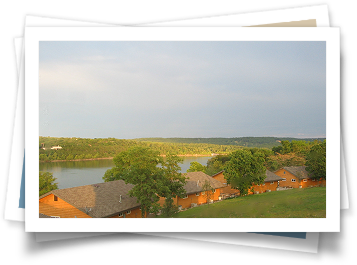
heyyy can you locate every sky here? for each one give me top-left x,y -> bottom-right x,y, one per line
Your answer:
39,41 -> 326,139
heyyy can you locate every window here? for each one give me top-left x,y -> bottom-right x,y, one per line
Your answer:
196,192 -> 200,196
54,195 -> 58,201
118,213 -> 123,217
270,182 -> 274,185
126,210 -> 131,215
284,171 -> 286,174
183,195 -> 188,199
213,189 -> 216,193
282,178 -> 286,181
291,179 -> 296,182
262,183 -> 265,186
303,179 -> 307,182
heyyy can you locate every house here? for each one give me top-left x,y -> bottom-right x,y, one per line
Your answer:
39,180 -> 142,218
159,171 -> 225,210
249,170 -> 285,194
274,166 -> 326,189
51,145 -> 62,150
211,171 -> 239,198
212,170 -> 284,197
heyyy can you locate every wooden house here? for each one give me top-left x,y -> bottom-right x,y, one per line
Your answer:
274,166 -> 326,189
159,171 -> 225,210
39,180 -> 142,218
249,170 -> 285,194
211,171 -> 239,198
212,170 -> 284,197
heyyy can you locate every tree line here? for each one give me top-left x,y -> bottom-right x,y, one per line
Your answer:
39,136 -> 325,162
39,136 -> 244,161
136,137 -> 325,149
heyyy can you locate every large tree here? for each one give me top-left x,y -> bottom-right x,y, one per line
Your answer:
305,140 -> 326,180
103,146 -> 186,217
223,149 -> 266,196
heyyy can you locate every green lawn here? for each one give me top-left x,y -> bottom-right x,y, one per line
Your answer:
173,187 -> 326,218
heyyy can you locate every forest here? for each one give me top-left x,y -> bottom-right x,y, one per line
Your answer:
39,136 -> 243,161
39,137 -> 325,174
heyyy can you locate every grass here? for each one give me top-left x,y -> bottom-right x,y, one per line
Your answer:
173,187 -> 326,218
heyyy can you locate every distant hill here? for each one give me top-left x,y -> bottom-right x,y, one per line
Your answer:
39,136 -> 325,162
39,136 -> 243,161
135,137 -> 325,149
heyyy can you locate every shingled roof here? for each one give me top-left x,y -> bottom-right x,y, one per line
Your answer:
282,166 -> 310,180
39,180 -> 140,218
265,170 -> 285,182
210,170 -> 283,183
183,171 -> 225,194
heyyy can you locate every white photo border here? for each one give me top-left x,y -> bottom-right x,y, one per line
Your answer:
25,27 -> 340,232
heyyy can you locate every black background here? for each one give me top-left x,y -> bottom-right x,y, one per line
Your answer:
0,1 -> 356,258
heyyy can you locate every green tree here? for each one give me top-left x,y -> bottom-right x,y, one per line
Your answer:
290,140 -> 309,155
162,155 -> 186,192
39,171 -> 58,196
187,161 -> 206,173
306,140 -> 326,180
103,147 -> 186,218
66,154 -> 74,160
265,156 -> 280,171
159,154 -> 187,217
272,145 -> 283,154
280,140 -> 292,154
39,154 -> 48,161
223,149 -> 266,196
205,155 -> 230,176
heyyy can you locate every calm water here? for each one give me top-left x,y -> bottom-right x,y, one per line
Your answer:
39,156 -> 212,189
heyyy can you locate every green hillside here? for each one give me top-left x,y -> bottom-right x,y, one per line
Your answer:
173,187 -> 326,218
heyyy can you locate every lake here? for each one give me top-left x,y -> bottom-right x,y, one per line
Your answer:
39,156 -> 212,189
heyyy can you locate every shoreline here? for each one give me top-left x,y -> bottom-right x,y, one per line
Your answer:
39,157 -> 114,163
39,154 -> 224,163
